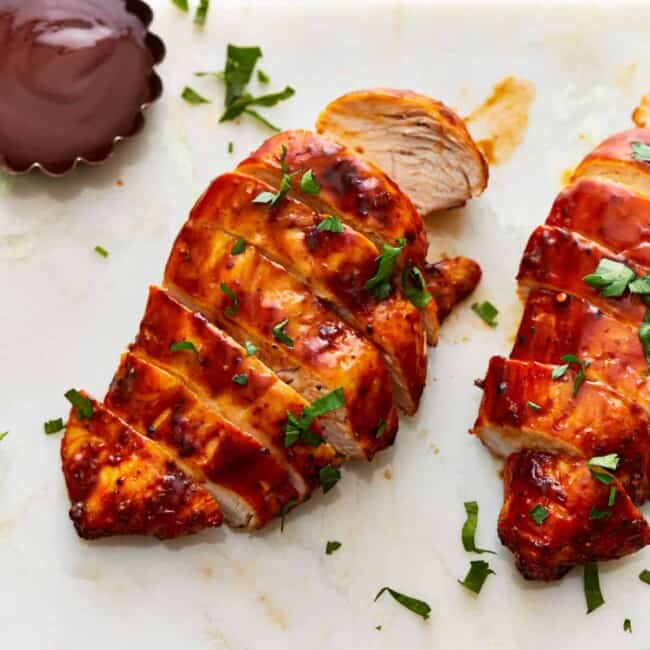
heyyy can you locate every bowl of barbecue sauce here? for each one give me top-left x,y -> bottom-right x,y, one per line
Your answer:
0,0 -> 164,176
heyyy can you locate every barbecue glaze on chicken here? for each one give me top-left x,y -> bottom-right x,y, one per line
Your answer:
61,90 -> 485,538
473,125 -> 650,579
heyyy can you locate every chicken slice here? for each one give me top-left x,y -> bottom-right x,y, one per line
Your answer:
106,353 -> 298,529
423,257 -> 482,322
499,450 -> 650,581
237,129 -> 429,268
315,88 -> 488,216
186,171 -> 426,416
512,289 -> 650,415
517,225 -> 647,326
164,222 -> 400,449
547,177 -> 650,267
61,395 -> 223,539
573,128 -> 650,199
473,356 -> 650,503
130,287 -> 339,501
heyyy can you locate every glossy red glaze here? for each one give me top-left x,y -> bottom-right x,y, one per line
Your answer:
499,450 -> 650,581
0,0 -> 163,174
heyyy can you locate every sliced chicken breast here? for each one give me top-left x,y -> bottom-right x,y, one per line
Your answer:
237,129 -> 429,268
316,88 -> 488,216
130,287 -> 339,501
474,356 -> 650,503
61,395 -> 223,539
186,171 -> 426,417
547,177 -> 650,267
164,222 -> 401,447
499,450 -> 650,581
512,289 -> 650,414
573,128 -> 650,198
517,225 -> 647,325
106,353 -> 298,529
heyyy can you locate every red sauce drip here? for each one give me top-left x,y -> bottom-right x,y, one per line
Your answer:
0,0 -> 162,173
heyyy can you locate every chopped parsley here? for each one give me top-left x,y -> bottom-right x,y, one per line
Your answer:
64,389 -> 93,420
0,431 -> 7,441
220,282 -> 239,317
527,400 -> 542,411
471,301 -> 498,328
624,618 -> 632,633
44,418 -> 64,434
584,258 -> 636,297
193,0 -> 210,26
243,340 -> 258,356
458,560 -> 495,595
639,569 -> 650,585
228,141 -> 234,154
461,501 -> 495,554
588,453 -> 620,471
257,69 -> 270,84
374,587 -> 431,620
584,561 -> 605,613
284,388 -> 345,447
638,310 -> 650,369
608,487 -> 617,507
170,340 -> 199,354
631,141 -> 650,163
253,146 -> 296,207
365,239 -> 406,300
171,0 -> 188,11
374,419 -> 386,439
402,265 -> 432,310
220,86 -> 295,124
222,45 -> 262,105
588,507 -> 612,521
529,504 -> 549,525
94,245 -> 108,258
181,86 -> 210,104
319,464 -> 341,493
325,540 -> 341,555
317,216 -> 344,233
629,273 -> 650,294
231,238 -> 246,255
300,169 -> 320,195
232,373 -> 248,386
280,499 -> 298,533
553,354 -> 590,396
272,318 -> 293,348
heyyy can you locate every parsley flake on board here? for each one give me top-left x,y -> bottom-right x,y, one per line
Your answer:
631,141 -> 650,163
170,340 -> 199,354
257,69 -> 270,84
471,301 -> 498,327
220,282 -> 239,317
300,169 -> 320,195
325,540 -> 341,555
639,569 -> 650,585
319,464 -> 341,494
374,587 -> 431,620
402,265 -> 433,310
227,141 -> 234,154
365,239 -> 406,300
44,418 -> 64,434
461,501 -> 495,554
64,389 -> 93,419
181,86 -> 210,104
0,431 -> 7,441
624,618 -> 632,633
584,561 -> 605,613
219,86 -> 295,124
279,499 -> 298,533
272,317 -> 293,348
458,560 -> 495,595
529,504 -> 549,525
94,245 -> 108,258
317,216 -> 344,233
193,0 -> 210,26
171,0 -> 188,11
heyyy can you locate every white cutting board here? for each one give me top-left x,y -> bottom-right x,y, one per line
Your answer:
2,1 -> 650,648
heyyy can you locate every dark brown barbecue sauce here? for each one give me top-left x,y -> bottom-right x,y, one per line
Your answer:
0,0 -> 163,174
